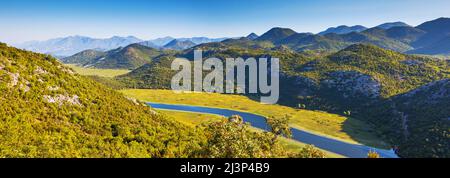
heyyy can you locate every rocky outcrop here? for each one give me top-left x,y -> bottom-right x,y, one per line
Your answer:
399,79 -> 449,105
322,71 -> 381,99
43,94 -> 82,106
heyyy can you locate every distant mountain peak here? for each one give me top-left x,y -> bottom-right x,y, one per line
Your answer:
163,39 -> 196,50
319,25 -> 368,35
15,36 -> 143,56
416,17 -> 450,32
256,27 -> 297,42
246,33 -> 259,40
376,22 -> 410,29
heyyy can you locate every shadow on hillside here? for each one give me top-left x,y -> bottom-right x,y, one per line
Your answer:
341,117 -> 391,149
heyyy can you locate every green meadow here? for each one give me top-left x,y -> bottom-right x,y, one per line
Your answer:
65,64 -> 130,78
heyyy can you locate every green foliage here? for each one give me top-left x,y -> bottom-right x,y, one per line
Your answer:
193,116 -> 282,158
293,145 -> 327,158
192,115 -> 325,158
266,116 -> 292,139
61,50 -> 106,65
87,75 -> 127,90
367,150 -> 381,158
0,43 -> 202,157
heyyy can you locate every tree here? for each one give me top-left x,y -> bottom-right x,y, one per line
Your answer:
293,145 -> 326,158
196,115 -> 285,158
265,115 -> 292,145
367,150 -> 381,158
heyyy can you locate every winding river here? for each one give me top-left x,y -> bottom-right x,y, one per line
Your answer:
147,102 -> 398,158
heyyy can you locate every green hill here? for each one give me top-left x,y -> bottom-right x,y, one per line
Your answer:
256,27 -> 297,43
61,49 -> 106,65
0,43 -> 199,157
84,44 -> 164,69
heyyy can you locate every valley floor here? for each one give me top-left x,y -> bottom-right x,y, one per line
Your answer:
120,89 -> 389,149
65,64 -> 130,78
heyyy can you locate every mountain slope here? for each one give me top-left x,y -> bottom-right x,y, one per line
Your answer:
0,42 -> 198,157
409,36 -> 450,55
256,27 -> 297,43
177,37 -> 227,44
246,33 -> 259,40
376,22 -> 410,29
84,44 -> 162,69
16,36 -> 143,56
61,49 -> 106,64
390,79 -> 450,157
163,39 -> 196,50
413,17 -> 450,51
384,26 -> 426,43
140,37 -> 227,48
319,25 -> 367,35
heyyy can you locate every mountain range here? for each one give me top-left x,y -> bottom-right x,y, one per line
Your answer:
61,17 -> 450,72
16,36 -> 143,57
16,36 -> 228,57
259,18 -> 450,55
318,22 -> 411,35
16,18 -> 450,58
319,25 -> 368,35
163,39 -> 196,50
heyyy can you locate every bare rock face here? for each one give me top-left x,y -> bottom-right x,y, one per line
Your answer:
398,79 -> 449,105
43,94 -> 82,106
292,76 -> 319,97
401,59 -> 423,66
322,71 -> 381,99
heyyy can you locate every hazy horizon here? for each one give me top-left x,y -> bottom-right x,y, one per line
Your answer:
1,0 -> 450,44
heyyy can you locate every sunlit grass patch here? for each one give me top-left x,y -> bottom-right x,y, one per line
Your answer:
65,64 -> 130,78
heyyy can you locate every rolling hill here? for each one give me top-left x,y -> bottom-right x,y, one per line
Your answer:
75,44 -> 165,69
61,49 -> 106,64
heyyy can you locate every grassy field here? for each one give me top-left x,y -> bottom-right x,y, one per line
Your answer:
158,109 -> 345,158
65,64 -> 130,78
120,89 -> 389,148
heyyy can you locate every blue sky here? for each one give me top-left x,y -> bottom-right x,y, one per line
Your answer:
1,0 -> 449,44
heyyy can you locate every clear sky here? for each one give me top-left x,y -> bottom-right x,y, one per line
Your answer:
1,0 -> 450,44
